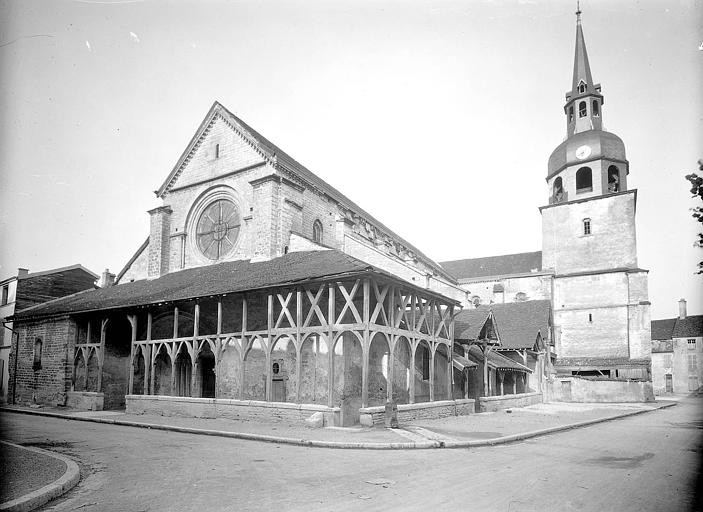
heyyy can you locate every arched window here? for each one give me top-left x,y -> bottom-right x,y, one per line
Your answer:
607,165 -> 620,192
576,167 -> 593,192
577,81 -> 587,94
592,100 -> 599,117
583,218 -> 592,235
471,295 -> 481,308
553,177 -> 564,203
568,106 -> 574,123
312,219 -> 323,244
33,338 -> 43,371
578,101 -> 587,118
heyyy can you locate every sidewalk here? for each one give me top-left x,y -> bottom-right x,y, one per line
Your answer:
1,399 -> 676,450
0,441 -> 79,512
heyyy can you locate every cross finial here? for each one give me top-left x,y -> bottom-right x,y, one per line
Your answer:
576,0 -> 582,21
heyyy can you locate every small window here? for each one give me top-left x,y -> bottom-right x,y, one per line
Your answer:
553,177 -> 564,203
568,106 -> 574,123
420,345 -> 430,381
592,100 -> 599,117
688,339 -> 697,350
1,285 -> 8,305
578,101 -> 587,118
588,313 -> 593,322
471,295 -> 481,308
583,218 -> 591,235
608,165 -> 620,192
515,292 -> 527,302
576,167 -> 593,192
33,338 -> 43,371
312,219 -> 323,244
577,81 -> 587,94
215,143 -> 220,159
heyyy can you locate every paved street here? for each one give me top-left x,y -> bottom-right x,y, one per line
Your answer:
1,396 -> 701,512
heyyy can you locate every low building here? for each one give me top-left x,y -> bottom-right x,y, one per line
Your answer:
0,265 -> 98,403
651,299 -> 703,395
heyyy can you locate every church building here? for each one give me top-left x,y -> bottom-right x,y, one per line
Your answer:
441,8 -> 652,382
7,9 -> 653,423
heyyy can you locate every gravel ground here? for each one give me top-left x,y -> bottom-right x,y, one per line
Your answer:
0,443 -> 67,502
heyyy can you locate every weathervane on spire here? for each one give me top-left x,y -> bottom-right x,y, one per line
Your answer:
576,0 -> 582,21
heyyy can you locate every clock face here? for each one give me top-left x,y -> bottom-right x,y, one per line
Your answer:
575,145 -> 592,160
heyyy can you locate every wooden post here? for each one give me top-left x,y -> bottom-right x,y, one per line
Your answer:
146,312 -> 153,395
429,345 -> 435,402
483,344 -> 489,397
128,315 -> 137,395
240,297 -> 247,401
387,335 -> 394,403
361,279 -> 370,408
327,283 -> 335,408
296,289 -> 302,403
266,294 -> 273,402
97,318 -> 108,392
499,370 -> 504,396
217,299 -> 222,335
513,373 -> 517,394
409,341 -> 416,404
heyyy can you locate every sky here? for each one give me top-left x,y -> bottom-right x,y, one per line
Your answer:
0,0 -> 701,319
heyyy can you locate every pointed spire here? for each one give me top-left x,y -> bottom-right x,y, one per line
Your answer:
571,2 -> 594,96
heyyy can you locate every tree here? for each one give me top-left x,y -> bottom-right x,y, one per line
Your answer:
684,159 -> 703,274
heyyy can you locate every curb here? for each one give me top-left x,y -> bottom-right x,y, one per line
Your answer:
0,401 -> 676,451
0,441 -> 80,512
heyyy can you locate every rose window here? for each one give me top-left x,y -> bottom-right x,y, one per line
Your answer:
196,199 -> 240,260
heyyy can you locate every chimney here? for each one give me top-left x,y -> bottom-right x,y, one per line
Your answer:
100,269 -> 115,288
17,268 -> 29,276
147,205 -> 173,279
678,298 -> 687,320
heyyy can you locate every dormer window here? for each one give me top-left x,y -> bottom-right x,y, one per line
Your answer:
577,81 -> 587,94
578,101 -> 587,118
583,218 -> 592,235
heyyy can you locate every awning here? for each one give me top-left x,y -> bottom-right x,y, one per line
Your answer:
452,354 -> 477,371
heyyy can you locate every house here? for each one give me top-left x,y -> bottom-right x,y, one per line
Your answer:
0,265 -> 98,403
651,299 -> 703,394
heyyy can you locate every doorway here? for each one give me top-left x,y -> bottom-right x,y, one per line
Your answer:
271,360 -> 286,402
665,374 -> 673,393
199,351 -> 216,398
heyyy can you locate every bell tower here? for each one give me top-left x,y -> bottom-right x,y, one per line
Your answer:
540,6 -> 652,380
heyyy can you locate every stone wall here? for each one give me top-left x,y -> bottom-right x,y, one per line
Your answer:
547,376 -> 654,402
126,394 -> 341,425
478,391 -> 542,412
9,316 -> 76,405
358,399 -> 475,426
541,191 -> 637,274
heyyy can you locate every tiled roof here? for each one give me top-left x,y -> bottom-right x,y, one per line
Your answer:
467,345 -> 531,373
672,315 -> 703,338
454,300 -> 551,349
440,251 -> 542,280
157,102 -> 455,283
13,251 -> 438,321
454,308 -> 491,340
650,318 -> 676,341
650,315 -> 703,340
488,300 -> 551,349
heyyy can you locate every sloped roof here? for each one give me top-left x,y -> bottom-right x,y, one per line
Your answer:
672,315 -> 703,338
650,318 -> 676,341
467,345 -> 531,373
14,250 -> 455,321
440,251 -> 542,280
489,300 -> 551,349
454,308 -> 491,340
454,300 -> 551,349
156,102 -> 455,283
